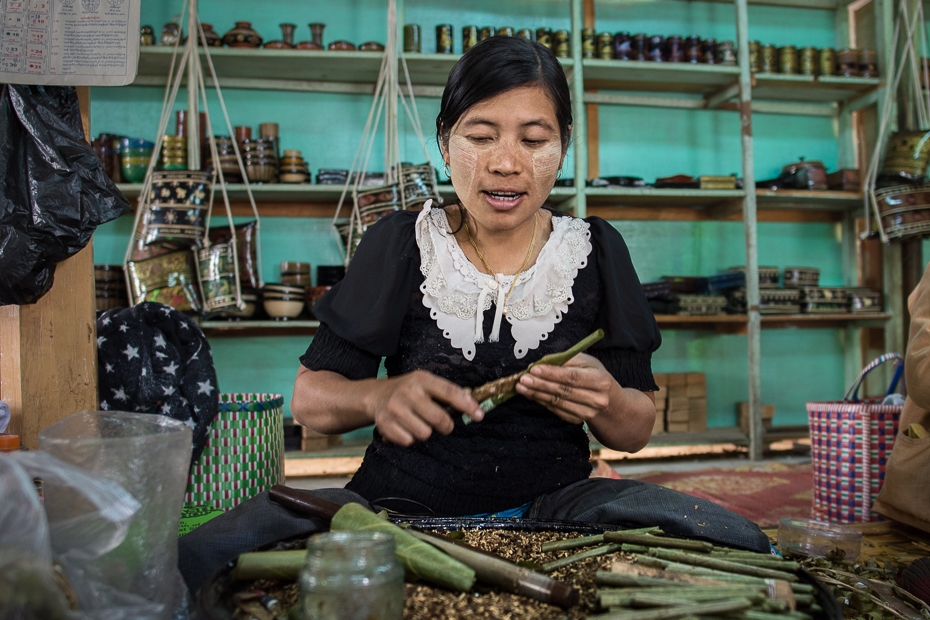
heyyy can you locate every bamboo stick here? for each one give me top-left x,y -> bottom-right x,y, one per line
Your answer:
603,532 -> 714,553
542,543 -> 622,573
649,549 -> 799,582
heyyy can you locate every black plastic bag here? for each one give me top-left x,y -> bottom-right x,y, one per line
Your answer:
0,84 -> 130,305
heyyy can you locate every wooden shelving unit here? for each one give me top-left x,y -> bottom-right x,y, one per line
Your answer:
195,313 -> 891,338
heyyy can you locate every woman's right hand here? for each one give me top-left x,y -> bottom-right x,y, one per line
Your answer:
366,370 -> 484,446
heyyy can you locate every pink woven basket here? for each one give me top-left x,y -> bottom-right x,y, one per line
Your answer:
806,353 -> 904,524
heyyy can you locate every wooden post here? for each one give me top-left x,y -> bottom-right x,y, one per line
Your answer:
735,0 -> 763,461
0,86 -> 98,448
583,0 -> 599,180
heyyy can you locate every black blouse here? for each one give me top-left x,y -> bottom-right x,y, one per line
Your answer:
300,208 -> 661,516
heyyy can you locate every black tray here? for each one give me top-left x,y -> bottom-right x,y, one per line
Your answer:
197,517 -> 842,620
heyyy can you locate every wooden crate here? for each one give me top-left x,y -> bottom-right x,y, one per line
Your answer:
736,402 -> 775,433
300,425 -> 343,452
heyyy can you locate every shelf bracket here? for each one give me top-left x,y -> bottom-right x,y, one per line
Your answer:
705,81 -> 740,109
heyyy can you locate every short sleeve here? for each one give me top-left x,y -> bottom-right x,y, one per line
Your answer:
299,323 -> 381,380
585,217 -> 662,392
308,210 -> 421,358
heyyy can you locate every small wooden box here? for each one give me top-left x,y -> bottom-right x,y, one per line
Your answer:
667,373 -> 688,387
300,426 -> 343,452
653,373 -> 668,387
686,384 -> 707,398
667,407 -> 691,423
667,421 -> 690,433
827,169 -> 860,193
699,175 -> 737,190
686,372 -> 706,386
689,398 -> 708,432
668,386 -> 688,399
736,402 -> 775,433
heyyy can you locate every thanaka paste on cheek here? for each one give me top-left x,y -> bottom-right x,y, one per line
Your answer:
532,141 -> 563,197
449,135 -> 478,201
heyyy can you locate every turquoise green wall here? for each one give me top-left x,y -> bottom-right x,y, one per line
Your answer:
92,0 -> 885,434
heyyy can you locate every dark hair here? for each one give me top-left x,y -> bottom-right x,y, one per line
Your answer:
436,36 -> 572,153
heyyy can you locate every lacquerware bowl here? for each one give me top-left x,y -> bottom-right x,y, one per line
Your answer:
263,298 -> 304,319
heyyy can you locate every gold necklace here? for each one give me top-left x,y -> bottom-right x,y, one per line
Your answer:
464,211 -> 538,315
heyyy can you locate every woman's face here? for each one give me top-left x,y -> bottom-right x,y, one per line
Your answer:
443,85 -> 567,234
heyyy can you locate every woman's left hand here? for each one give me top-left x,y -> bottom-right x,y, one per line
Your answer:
515,353 -> 619,425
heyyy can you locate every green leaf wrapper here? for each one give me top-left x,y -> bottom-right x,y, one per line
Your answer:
330,502 -> 476,592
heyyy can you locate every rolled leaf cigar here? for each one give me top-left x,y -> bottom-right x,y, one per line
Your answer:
542,543 -> 622,573
469,329 -> 605,417
712,556 -> 800,572
233,549 -> 306,581
586,597 -> 754,620
599,588 -> 764,608
540,526 -> 662,553
603,531 -> 714,553
649,548 -> 799,582
408,529 -> 579,608
331,503 -> 476,592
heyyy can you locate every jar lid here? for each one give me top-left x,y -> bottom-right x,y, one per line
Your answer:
0,434 -> 21,451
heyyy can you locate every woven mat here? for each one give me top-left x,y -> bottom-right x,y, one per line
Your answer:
622,461 -> 814,528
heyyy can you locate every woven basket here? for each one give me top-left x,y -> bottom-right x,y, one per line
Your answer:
806,354 -> 904,523
185,393 -> 284,511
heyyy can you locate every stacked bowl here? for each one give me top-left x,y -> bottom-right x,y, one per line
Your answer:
215,288 -> 259,320
120,138 -> 155,183
212,136 -> 242,182
161,135 -> 187,170
280,261 -> 311,286
279,149 -> 310,183
95,264 -> 129,312
241,138 -> 276,183
262,283 -> 305,320
306,265 -> 344,319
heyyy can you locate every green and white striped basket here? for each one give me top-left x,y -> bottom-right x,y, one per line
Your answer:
185,393 -> 284,511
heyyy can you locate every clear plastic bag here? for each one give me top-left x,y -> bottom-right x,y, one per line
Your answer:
0,450 -> 152,620
0,410 -> 194,619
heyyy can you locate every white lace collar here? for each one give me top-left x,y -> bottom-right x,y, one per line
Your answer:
415,203 -> 593,360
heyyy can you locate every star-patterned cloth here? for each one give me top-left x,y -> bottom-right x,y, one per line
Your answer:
97,302 -> 218,466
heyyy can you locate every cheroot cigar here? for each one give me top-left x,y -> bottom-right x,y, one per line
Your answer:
468,329 -> 605,419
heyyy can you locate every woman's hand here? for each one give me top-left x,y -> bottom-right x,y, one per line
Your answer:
366,370 -> 484,447
515,353 -> 656,453
515,353 -> 616,424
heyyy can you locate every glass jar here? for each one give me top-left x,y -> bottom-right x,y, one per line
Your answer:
299,531 -> 403,620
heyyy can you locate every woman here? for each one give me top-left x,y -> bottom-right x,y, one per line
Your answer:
292,35 -> 660,517
179,36 -> 769,594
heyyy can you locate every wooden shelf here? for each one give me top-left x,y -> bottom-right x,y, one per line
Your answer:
751,73 -> 882,103
134,47 -> 571,93
655,312 -> 891,333
115,183 -> 576,215
582,59 -> 740,95
195,313 -> 890,339
200,319 -> 319,337
755,189 -> 862,211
